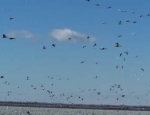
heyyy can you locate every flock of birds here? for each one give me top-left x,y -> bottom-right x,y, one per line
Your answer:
0,0 -> 150,109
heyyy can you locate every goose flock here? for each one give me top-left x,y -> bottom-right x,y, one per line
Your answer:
0,0 -> 150,107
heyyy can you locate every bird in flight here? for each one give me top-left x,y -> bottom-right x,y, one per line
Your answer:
2,34 -> 8,38
107,6 -> 111,9
100,47 -> 107,50
101,22 -> 107,24
93,43 -> 97,47
52,44 -> 55,47
141,68 -> 144,71
10,18 -> 14,20
118,21 -> 121,25
43,46 -> 46,49
114,43 -> 121,47
80,61 -> 84,63
95,4 -> 100,6
9,37 -> 16,40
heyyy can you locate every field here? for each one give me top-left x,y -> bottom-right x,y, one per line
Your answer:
0,106 -> 150,115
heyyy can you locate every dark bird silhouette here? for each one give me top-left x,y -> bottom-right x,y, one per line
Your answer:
125,20 -> 130,22
118,35 -> 122,37
100,47 -> 107,50
68,38 -> 71,40
0,76 -> 4,78
140,15 -> 143,17
101,22 -> 107,24
43,46 -> 46,49
122,95 -> 125,97
80,61 -> 84,63
52,44 -> 55,47
10,18 -> 14,20
124,51 -> 128,55
9,37 -> 15,40
83,46 -> 86,48
114,43 -> 121,47
118,21 -> 121,25
27,111 -> 31,115
95,4 -> 100,6
86,0 -> 90,1
133,21 -> 137,23
107,6 -> 111,9
93,43 -> 96,47
2,34 -> 7,38
120,53 -> 123,57
141,68 -> 144,71
87,36 -> 90,39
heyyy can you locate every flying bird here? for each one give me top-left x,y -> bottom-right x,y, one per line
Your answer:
10,18 -> 14,20
87,36 -> 90,39
93,43 -> 97,47
9,37 -> 16,40
118,21 -> 121,25
52,44 -> 55,47
101,22 -> 107,24
95,4 -> 100,6
80,61 -> 84,63
107,6 -> 111,9
2,34 -> 7,38
43,46 -> 46,49
141,68 -> 144,71
100,47 -> 107,50
118,35 -> 122,37
114,43 -> 121,47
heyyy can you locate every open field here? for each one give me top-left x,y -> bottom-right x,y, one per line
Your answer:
0,102 -> 150,115
0,106 -> 150,115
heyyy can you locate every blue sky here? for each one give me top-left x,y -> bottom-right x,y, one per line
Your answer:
0,0 -> 150,105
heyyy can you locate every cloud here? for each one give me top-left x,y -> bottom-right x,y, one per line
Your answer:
7,30 -> 38,40
50,28 -> 97,42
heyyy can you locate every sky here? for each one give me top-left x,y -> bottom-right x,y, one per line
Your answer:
0,0 -> 150,105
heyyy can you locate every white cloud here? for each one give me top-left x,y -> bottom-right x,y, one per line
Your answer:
50,28 -> 97,42
7,30 -> 38,40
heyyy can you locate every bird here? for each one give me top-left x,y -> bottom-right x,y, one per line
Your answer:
9,37 -> 16,40
2,34 -> 7,38
124,51 -> 128,55
86,0 -> 90,1
43,46 -> 46,49
125,20 -> 130,22
118,35 -> 122,37
116,65 -> 119,69
107,6 -> 111,9
141,68 -> 144,71
80,61 -> 84,63
146,14 -> 150,16
52,44 -> 55,47
68,38 -> 71,40
10,18 -> 14,20
87,36 -> 90,39
140,15 -> 143,17
122,95 -> 125,97
93,43 -> 97,47
114,43 -> 121,47
95,4 -> 100,6
101,22 -> 107,24
100,47 -> 107,50
133,21 -> 137,23
83,46 -> 86,48
120,53 -> 123,57
0,76 -> 4,78
118,21 -> 121,25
